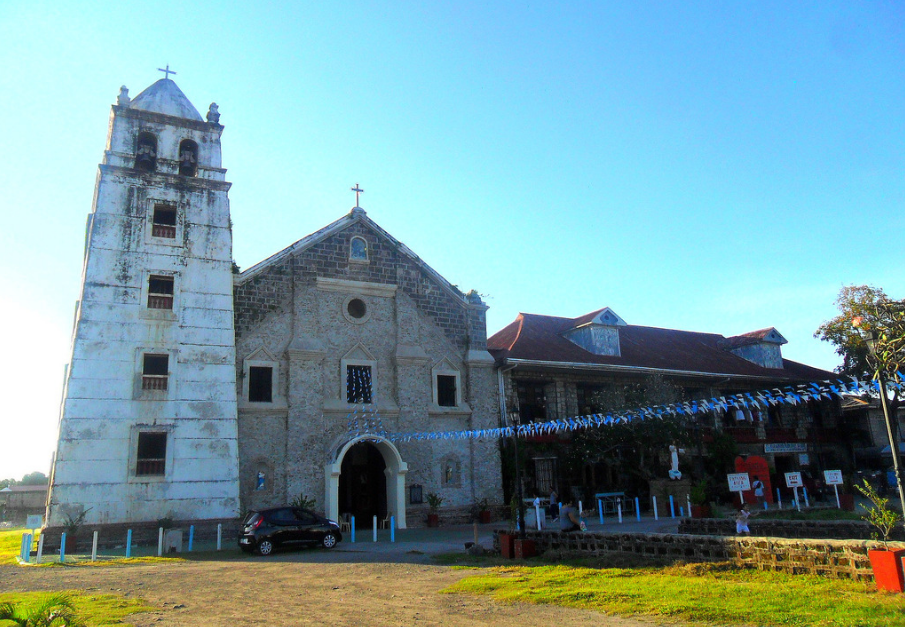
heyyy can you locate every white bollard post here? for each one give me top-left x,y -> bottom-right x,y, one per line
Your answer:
91,530 -> 98,561
535,503 -> 542,530
373,515 -> 378,542
617,501 -> 623,524
578,500 -> 583,517
217,523 -> 222,550
686,495 -> 692,517
157,528 -> 164,557
652,496 -> 659,521
36,533 -> 44,564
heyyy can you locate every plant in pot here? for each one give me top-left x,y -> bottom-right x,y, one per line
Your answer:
476,498 -> 491,524
426,492 -> 443,527
856,479 -> 905,592
62,508 -> 91,555
690,481 -> 711,519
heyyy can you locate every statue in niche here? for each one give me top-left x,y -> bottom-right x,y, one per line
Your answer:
206,102 -> 220,123
668,444 -> 683,480
256,471 -> 266,490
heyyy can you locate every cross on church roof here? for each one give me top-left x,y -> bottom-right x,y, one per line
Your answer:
157,64 -> 177,80
351,184 -> 364,207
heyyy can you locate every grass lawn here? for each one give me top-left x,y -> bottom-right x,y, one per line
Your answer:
0,528 -> 35,564
0,590 -> 155,626
442,559 -> 905,626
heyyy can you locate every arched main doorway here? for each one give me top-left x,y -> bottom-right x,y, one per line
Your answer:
325,435 -> 408,529
339,442 -> 387,526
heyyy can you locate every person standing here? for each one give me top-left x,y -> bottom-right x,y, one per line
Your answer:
752,476 -> 766,509
549,489 -> 559,520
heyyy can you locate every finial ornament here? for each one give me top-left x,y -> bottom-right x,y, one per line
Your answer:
351,183 -> 364,208
207,103 -> 220,123
157,64 -> 177,80
117,86 -> 130,106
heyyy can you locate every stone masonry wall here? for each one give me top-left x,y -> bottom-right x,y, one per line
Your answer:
680,517 -> 905,541
493,530 -> 892,582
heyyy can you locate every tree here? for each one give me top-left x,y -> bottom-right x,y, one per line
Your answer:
18,472 -> 48,486
814,285 -> 892,378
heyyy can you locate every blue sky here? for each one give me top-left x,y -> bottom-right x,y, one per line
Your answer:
0,1 -> 902,479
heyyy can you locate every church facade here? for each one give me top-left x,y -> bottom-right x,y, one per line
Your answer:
46,78 -> 502,531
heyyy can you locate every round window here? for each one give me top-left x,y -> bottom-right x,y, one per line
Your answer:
347,298 -> 367,319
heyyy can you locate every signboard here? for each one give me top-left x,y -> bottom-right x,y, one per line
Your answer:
765,443 -> 807,453
727,473 -> 751,492
26,515 -> 43,529
824,470 -> 843,486
784,472 -> 803,488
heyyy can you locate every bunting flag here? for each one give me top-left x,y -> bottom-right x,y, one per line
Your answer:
385,376 -> 905,444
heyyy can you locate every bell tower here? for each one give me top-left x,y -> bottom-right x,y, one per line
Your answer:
47,76 -> 240,527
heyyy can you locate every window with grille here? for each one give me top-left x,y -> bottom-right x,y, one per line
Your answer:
147,275 -> 174,310
346,365 -> 372,404
516,381 -> 547,423
142,354 -> 169,391
136,432 -> 167,476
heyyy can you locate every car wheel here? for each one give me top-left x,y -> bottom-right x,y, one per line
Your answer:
322,533 -> 337,549
257,539 -> 274,556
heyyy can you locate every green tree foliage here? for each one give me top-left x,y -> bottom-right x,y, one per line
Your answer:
18,472 -> 47,486
815,285 -> 904,383
570,375 -> 691,489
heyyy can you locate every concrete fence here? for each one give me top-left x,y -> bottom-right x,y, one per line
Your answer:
679,517 -> 905,541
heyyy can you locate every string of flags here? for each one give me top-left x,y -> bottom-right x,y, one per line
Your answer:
386,375 -> 905,444
345,367 -> 386,439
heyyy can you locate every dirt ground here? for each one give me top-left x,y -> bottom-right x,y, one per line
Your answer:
1,552 -> 674,627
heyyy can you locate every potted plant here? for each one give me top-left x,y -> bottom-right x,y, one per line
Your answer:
476,498 -> 491,524
690,481 -> 711,518
856,479 -> 905,592
62,508 -> 91,555
426,492 -> 443,527
498,495 -> 519,558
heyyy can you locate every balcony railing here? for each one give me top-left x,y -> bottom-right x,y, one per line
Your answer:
136,459 -> 165,476
142,375 -> 168,391
152,224 -> 176,238
147,294 -> 174,310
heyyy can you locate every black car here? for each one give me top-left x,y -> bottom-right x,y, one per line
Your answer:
238,507 -> 342,555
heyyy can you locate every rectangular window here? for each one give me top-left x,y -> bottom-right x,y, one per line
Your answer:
152,204 -> 177,238
437,375 -> 457,407
142,354 -> 169,391
147,275 -> 174,310
534,458 -> 557,495
136,432 -> 167,476
248,366 -> 273,403
516,381 -> 547,423
346,365 -> 372,404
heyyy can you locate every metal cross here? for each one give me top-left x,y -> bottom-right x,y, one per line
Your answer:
351,183 -> 364,207
157,65 -> 177,80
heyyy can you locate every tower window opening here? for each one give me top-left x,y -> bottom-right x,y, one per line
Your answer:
142,354 -> 169,390
437,375 -> 457,407
136,432 -> 167,476
135,132 -> 158,172
178,139 -> 198,177
147,275 -> 174,310
152,204 -> 177,238
346,365 -> 373,404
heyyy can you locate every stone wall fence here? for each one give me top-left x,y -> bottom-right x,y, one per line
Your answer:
493,529 -> 903,582
679,517 -> 905,541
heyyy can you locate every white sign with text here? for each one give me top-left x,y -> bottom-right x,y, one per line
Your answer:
727,473 -> 751,492
824,470 -> 843,486
785,472 -> 803,488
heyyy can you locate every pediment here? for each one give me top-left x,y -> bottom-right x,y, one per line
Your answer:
245,346 -> 277,362
342,343 -> 376,362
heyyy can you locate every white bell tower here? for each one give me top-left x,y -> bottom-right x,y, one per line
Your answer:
47,76 -> 240,527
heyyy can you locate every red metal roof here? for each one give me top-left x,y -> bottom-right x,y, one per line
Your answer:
488,311 -> 835,381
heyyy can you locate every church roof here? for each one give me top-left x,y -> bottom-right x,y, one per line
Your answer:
129,79 -> 203,121
237,209 -> 470,306
488,311 -> 834,381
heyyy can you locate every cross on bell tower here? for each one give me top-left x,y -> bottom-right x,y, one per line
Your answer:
157,64 -> 177,80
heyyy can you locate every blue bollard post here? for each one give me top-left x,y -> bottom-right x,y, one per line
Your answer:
391,516 -> 395,542
126,530 -> 132,558
680,506 -> 685,517
776,488 -> 782,509
60,532 -> 67,563
669,495 -> 676,518
188,525 -> 195,552
635,497 -> 641,522
351,516 -> 356,543
598,499 -> 603,525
